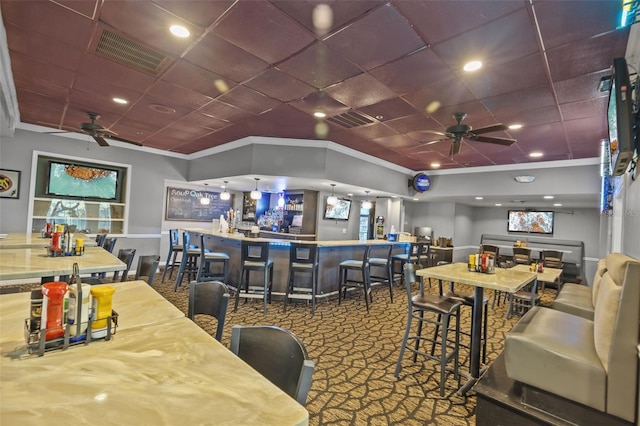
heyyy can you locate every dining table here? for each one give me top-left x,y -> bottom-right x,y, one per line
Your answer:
0,280 -> 310,425
0,233 -> 98,249
416,262 -> 537,394
0,246 -> 125,282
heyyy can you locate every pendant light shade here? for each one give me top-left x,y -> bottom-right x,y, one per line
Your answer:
250,178 -> 262,200
277,193 -> 285,207
220,181 -> 231,200
200,183 -> 211,205
327,183 -> 338,205
362,190 -> 372,210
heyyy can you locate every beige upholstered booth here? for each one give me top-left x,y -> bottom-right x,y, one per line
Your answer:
552,258 -> 607,320
504,253 -> 640,423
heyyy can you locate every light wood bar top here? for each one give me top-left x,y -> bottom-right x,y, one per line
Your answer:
416,262 -> 536,293
0,233 -> 97,249
0,282 -> 309,425
0,246 -> 125,281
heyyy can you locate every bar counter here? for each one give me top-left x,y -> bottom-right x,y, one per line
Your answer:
186,228 -> 407,296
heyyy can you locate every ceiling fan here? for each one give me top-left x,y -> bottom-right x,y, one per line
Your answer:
422,112 -> 516,156
79,112 -> 142,147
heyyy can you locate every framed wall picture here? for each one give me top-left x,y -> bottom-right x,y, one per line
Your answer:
0,169 -> 20,199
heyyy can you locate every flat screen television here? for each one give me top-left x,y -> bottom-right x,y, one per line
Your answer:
324,198 -> 351,221
507,210 -> 554,235
46,161 -> 119,200
607,57 -> 635,176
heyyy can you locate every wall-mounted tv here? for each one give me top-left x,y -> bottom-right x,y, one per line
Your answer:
46,161 -> 119,200
324,198 -> 351,221
607,57 -> 635,176
507,210 -> 554,235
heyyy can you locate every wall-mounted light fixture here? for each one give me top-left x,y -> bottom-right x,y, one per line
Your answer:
327,183 -> 338,205
250,178 -> 262,200
220,181 -> 231,200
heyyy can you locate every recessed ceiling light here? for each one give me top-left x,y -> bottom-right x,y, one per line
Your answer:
529,151 -> 544,158
170,25 -> 190,38
508,123 -> 522,130
463,60 -> 482,72
514,175 -> 536,183
112,97 -> 128,104
375,115 -> 384,120
430,162 -> 441,168
553,203 -> 562,207
544,195 -> 554,199
313,111 -> 326,118
495,203 -> 502,206
475,196 -> 484,200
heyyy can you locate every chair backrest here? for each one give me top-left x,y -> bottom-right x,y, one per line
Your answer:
542,250 -> 563,268
241,240 -> 270,264
188,280 -> 229,342
135,255 -> 160,284
481,244 -> 500,257
402,262 -> 422,299
370,243 -> 392,262
230,325 -> 315,406
113,248 -> 136,282
290,242 -> 318,265
95,233 -> 107,247
103,237 -> 117,253
513,247 -> 531,265
169,229 -> 180,247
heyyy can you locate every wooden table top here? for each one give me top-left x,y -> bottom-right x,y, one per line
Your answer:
416,262 -> 537,293
510,264 -> 563,283
0,233 -> 97,250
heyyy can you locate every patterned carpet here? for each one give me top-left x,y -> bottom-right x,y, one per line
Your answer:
7,274 -> 558,425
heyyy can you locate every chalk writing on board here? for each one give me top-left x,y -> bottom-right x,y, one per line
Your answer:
165,187 -> 233,221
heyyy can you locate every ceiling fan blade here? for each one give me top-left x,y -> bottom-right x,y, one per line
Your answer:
449,140 -> 461,156
471,123 -> 508,134
423,129 -> 449,137
93,135 -> 110,147
472,135 -> 517,146
107,135 -> 143,147
96,127 -> 118,136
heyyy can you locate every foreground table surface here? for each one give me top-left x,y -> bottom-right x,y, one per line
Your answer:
0,233 -> 98,249
0,282 -> 309,425
416,262 -> 537,293
0,246 -> 125,281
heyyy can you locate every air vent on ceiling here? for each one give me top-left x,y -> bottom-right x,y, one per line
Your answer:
95,29 -> 169,75
326,111 -> 374,128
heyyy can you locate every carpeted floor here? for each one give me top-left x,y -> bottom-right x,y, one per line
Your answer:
6,274 -> 558,425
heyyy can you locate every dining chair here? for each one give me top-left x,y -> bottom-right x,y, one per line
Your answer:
134,255 -> 160,285
174,232 -> 201,291
512,247 -> 531,265
235,240 -> 273,314
85,248 -> 136,284
188,280 -> 229,342
505,279 -> 541,319
230,325 -> 315,406
196,234 -> 229,284
284,242 -> 320,315
161,229 -> 182,283
369,243 -> 394,302
338,245 -> 372,311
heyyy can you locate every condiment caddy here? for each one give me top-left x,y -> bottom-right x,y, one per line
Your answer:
468,252 -> 496,274
45,223 -> 85,257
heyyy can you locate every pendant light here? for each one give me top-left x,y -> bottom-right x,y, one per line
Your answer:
327,183 -> 338,205
200,183 -> 211,205
277,193 -> 285,208
250,178 -> 262,200
362,191 -> 372,210
220,181 -> 231,200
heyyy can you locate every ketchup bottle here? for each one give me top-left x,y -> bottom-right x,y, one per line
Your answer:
41,282 -> 68,340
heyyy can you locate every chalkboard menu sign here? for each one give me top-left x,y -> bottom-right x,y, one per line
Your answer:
165,186 -> 233,221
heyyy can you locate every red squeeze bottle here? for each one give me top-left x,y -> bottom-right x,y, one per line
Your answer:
42,282 -> 68,340
51,232 -> 60,252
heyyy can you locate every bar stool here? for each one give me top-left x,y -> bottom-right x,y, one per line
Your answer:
392,242 -> 425,284
395,262 -> 461,397
235,240 -> 274,315
338,245 -> 372,311
174,232 -> 201,291
369,243 -> 394,302
161,229 -> 182,283
284,242 -> 319,315
196,234 -> 229,284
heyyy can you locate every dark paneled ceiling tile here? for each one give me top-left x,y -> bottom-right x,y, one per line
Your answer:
113,117 -> 165,138
54,0 -> 98,18
272,1 -> 383,35
514,122 -> 567,146
5,24 -> 83,72
200,124 -> 254,143
349,122 -> 399,139
288,91 -> 349,116
278,42 -> 362,89
185,32 -> 269,82
13,77 -> 70,102
99,1 -> 203,56
19,107 -> 65,129
546,31 -> 629,82
145,136 -> 186,151
67,91 -> 130,117
492,105 -> 561,128
373,134 -> 417,149
17,92 -> 67,116
481,85 -> 556,116
217,85 -> 280,115
245,68 -> 315,102
563,116 -> 607,138
154,0 -> 235,27
10,53 -> 76,89
560,97 -> 607,121
432,9 -> 538,69
1,0 -> 93,49
427,101 -> 493,127
324,3 -> 425,70
534,1 -> 622,50
147,80 -> 213,110
369,48 -> 450,95
554,70 -> 610,104
178,113 -> 230,131
461,53 -> 547,99
73,75 -> 143,107
78,54 -> 158,92
213,1 -> 315,64
358,97 -> 417,122
153,123 -> 214,141
394,0 -> 524,46
124,95 -> 191,127
402,78 -> 476,114
162,60 -> 236,98
324,73 -> 397,109
384,114 -> 441,134
199,100 -> 252,122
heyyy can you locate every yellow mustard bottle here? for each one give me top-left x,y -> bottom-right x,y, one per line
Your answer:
90,286 -> 115,338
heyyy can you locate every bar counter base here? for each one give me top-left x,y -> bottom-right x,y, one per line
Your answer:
475,353 -> 633,426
